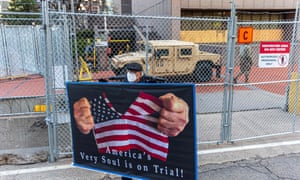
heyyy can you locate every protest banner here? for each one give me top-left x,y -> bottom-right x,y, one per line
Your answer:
66,82 -> 197,180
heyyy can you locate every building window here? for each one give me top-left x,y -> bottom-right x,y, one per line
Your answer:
181,10 -> 294,30
122,0 -> 132,15
181,10 -> 229,30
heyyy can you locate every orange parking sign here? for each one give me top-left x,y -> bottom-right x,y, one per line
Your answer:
238,26 -> 253,44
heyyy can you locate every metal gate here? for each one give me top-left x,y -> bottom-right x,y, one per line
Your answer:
1,1 -> 300,161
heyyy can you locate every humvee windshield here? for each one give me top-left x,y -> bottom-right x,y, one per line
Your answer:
136,41 -> 152,53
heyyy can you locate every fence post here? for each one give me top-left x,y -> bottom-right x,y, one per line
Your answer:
220,0 -> 237,143
0,24 -> 10,77
284,0 -> 299,111
42,0 -> 56,162
70,0 -> 80,80
292,0 -> 300,132
145,24 -> 150,75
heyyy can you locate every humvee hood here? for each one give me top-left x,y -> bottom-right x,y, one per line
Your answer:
112,51 -> 151,62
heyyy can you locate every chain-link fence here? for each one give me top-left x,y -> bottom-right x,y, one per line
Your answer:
228,21 -> 300,142
45,12 -> 230,158
0,12 -> 45,116
2,5 -> 300,160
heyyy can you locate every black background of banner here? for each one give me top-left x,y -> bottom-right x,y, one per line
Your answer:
67,82 -> 196,180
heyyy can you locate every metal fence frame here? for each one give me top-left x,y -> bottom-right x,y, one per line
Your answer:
1,1 -> 300,161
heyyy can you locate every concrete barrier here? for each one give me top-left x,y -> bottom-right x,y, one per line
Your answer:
0,114 -> 49,165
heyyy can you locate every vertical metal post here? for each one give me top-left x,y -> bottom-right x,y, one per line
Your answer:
42,0 -> 55,162
220,0 -> 237,143
292,0 -> 300,132
0,24 -> 10,76
57,0 -> 62,12
17,28 -> 26,74
70,0 -> 80,80
284,0 -> 299,112
32,25 -> 40,73
145,23 -> 149,75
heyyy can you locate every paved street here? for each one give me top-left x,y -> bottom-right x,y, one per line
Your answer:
1,153 -> 300,180
199,153 -> 300,180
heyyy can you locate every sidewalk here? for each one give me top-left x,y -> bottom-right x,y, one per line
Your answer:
198,133 -> 300,165
197,106 -> 300,165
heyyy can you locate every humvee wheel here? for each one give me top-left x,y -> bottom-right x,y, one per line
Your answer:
194,62 -> 213,82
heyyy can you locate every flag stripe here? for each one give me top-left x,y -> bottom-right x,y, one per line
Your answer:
138,92 -> 162,108
98,144 -> 167,162
122,114 -> 158,124
94,124 -> 169,145
95,132 -> 168,153
135,97 -> 162,113
102,92 -> 119,113
94,119 -> 166,141
125,95 -> 162,115
127,102 -> 159,115
126,104 -> 149,115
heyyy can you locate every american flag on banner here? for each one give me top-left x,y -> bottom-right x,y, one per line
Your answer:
90,92 -> 169,162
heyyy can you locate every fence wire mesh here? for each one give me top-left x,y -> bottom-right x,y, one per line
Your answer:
2,11 -> 300,158
229,21 -> 300,142
0,13 -> 45,116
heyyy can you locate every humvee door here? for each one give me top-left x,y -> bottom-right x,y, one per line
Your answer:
174,46 -> 193,72
152,47 -> 173,74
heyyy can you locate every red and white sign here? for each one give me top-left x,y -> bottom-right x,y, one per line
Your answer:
259,42 -> 290,68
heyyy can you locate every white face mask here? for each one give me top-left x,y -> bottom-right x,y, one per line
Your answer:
127,72 -> 137,82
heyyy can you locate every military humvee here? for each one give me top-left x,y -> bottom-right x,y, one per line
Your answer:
111,40 -> 221,82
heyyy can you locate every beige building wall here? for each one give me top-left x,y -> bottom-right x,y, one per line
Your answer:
132,0 -> 172,16
0,0 -> 8,12
180,0 -> 297,10
113,0 -> 298,42
112,0 -> 121,14
114,0 -> 298,16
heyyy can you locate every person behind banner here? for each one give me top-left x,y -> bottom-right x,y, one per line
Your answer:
107,62 -> 165,83
125,62 -> 145,83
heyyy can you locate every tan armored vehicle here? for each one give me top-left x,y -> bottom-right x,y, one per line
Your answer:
111,40 -> 221,82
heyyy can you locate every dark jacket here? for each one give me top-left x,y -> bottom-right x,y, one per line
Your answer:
107,75 -> 166,83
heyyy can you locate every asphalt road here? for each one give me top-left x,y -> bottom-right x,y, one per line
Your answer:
1,152 -> 300,180
199,153 -> 300,180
